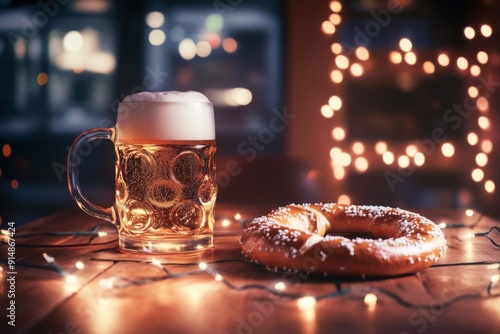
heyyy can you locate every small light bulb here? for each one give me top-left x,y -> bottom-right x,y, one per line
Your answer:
463,232 -> 476,240
364,293 -> 377,307
65,275 -> 76,284
438,222 -> 447,229
487,263 -> 500,270
234,213 -> 242,220
465,209 -> 474,217
75,261 -> 84,270
491,274 -> 500,284
274,282 -> 286,291
98,231 -> 108,237
297,296 -> 316,310
221,219 -> 231,227
215,274 -> 223,282
199,262 -> 208,270
151,258 -> 163,268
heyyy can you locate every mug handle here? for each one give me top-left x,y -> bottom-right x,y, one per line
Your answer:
67,128 -> 115,223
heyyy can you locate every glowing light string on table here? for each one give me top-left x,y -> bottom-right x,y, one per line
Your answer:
321,1 -> 496,203
39,252 -> 500,312
1,209 -> 497,314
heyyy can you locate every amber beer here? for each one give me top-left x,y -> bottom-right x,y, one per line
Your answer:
68,91 -> 217,253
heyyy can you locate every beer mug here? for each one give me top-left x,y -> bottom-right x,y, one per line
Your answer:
67,91 -> 217,253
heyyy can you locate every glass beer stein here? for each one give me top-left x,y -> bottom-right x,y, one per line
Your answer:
67,91 -> 217,253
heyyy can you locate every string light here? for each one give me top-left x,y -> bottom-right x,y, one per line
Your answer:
8,210 -> 499,316
480,24 -> 492,38
297,296 -> 317,310
363,293 -> 377,310
399,38 -> 412,52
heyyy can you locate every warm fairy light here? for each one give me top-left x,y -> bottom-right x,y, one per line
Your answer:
63,31 -> 83,52
335,55 -> 349,69
404,52 -> 417,65
382,151 -> 395,165
476,153 -> 488,167
65,275 -> 77,284
466,209 -> 474,217
222,219 -> 231,227
472,168 -> 484,182
97,231 -> 108,237
214,274 -> 224,282
350,63 -> 363,76
477,51 -> 488,64
333,165 -> 345,180
492,274 -> 500,284
477,97 -> 488,112
456,57 -> 468,70
234,213 -> 242,220
297,296 -> 317,310
481,140 -> 493,153
488,263 -> 500,270
438,222 -> 447,229
321,105 -> 334,118
332,127 -> 345,141
414,152 -> 425,166
329,13 -> 341,25
399,38 -> 412,52
437,53 -> 450,66
364,293 -> 377,307
2,144 -> 12,158
389,51 -> 402,64
375,141 -> 387,155
464,26 -> 475,39
338,194 -> 351,205
468,86 -> 479,98
352,142 -> 365,155
222,37 -> 238,53
354,157 -> 368,172
485,180 -> 495,193
470,65 -> 480,76
405,144 -> 418,157
330,147 -> 342,160
151,258 -> 163,268
467,133 -> 478,146
331,43 -> 342,54
422,61 -> 435,74
149,30 -> 166,46
199,262 -> 208,270
329,95 -> 342,110
478,116 -> 490,129
75,261 -> 84,270
331,69 -> 343,83
330,1 -> 342,12
356,47 -> 369,61
463,232 -> 475,240
398,155 -> 410,168
480,24 -> 492,38
441,142 -> 455,157
340,152 -> 352,167
322,21 -> 336,35
274,282 -> 286,290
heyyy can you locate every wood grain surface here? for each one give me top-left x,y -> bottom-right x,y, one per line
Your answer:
0,204 -> 499,334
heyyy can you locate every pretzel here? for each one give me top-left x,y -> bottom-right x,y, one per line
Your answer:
240,203 -> 447,276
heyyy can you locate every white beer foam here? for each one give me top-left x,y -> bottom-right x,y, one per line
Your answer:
123,91 -> 210,103
117,91 -> 215,141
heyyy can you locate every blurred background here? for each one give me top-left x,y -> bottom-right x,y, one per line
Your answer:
0,0 -> 499,225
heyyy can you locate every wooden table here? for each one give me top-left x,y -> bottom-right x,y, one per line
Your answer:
1,204 -> 499,334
